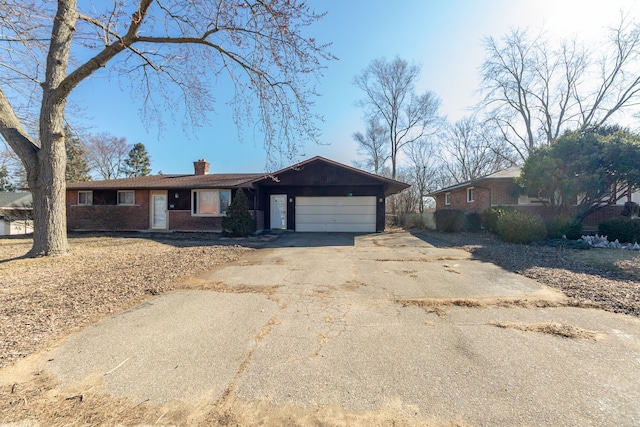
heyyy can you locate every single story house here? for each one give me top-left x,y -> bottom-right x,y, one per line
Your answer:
66,156 -> 409,233
0,192 -> 33,236
428,166 -> 640,230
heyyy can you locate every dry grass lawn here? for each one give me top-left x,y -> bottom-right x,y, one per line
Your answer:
568,250 -> 640,280
0,233 -> 253,370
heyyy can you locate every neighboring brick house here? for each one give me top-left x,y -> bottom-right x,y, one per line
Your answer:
66,156 -> 409,233
428,167 -> 640,230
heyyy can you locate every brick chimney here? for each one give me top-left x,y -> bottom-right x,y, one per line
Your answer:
193,159 -> 210,175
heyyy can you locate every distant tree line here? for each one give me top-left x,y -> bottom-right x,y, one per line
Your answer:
0,127 -> 152,190
353,14 -> 640,222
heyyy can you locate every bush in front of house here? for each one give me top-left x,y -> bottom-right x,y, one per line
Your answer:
481,207 -> 512,233
598,218 -> 640,243
545,216 -> 583,240
434,209 -> 465,232
222,188 -> 255,237
464,212 -> 482,232
495,210 -> 547,243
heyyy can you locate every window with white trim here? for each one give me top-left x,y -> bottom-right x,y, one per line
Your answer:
467,187 -> 474,203
192,189 -> 231,216
77,191 -> 93,205
117,190 -> 135,205
444,192 -> 451,206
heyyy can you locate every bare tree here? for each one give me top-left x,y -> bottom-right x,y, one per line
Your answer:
0,0 -> 332,256
405,138 -> 440,213
86,133 -> 131,180
479,16 -> 640,161
354,56 -> 443,179
442,116 -> 516,183
352,118 -> 389,174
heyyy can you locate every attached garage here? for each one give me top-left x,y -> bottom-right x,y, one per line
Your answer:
253,156 -> 410,233
295,196 -> 376,232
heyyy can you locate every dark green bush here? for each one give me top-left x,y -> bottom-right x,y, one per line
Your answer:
545,216 -> 583,240
598,218 -> 640,243
222,189 -> 255,237
434,209 -> 465,232
481,207 -> 512,233
546,216 -> 571,239
496,210 -> 547,243
563,218 -> 584,240
464,212 -> 482,232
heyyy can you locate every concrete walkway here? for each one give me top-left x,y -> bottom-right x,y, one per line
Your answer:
43,232 -> 640,425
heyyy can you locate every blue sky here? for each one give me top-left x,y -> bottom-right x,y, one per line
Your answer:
70,0 -> 638,175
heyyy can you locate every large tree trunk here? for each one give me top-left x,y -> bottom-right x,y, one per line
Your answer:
29,135 -> 68,256
26,0 -> 77,256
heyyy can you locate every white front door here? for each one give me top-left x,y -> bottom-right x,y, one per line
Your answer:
151,192 -> 168,229
270,194 -> 287,229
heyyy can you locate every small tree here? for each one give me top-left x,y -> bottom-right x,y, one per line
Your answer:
65,126 -> 91,182
222,189 -> 255,237
518,126 -> 640,222
124,143 -> 152,177
0,165 -> 16,191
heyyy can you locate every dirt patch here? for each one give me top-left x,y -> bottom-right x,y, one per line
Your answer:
489,321 -> 598,340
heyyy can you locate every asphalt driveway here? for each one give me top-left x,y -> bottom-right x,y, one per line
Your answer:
42,232 -> 640,425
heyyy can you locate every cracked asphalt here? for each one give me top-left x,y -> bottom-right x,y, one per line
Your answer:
45,232 -> 640,426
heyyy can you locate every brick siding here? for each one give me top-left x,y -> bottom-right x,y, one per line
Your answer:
67,190 -> 150,230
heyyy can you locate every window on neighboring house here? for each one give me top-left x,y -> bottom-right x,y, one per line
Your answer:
77,191 -> 93,205
117,190 -> 135,205
467,187 -> 474,203
192,189 -> 231,216
444,192 -> 451,206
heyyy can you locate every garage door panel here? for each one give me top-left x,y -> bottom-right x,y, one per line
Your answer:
296,222 -> 376,232
295,196 -> 377,233
295,213 -> 377,224
295,205 -> 376,215
296,197 -> 376,207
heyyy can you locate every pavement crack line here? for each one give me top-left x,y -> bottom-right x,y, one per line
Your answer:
214,313 -> 281,408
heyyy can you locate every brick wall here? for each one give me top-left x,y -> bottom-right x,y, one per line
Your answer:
168,211 -> 223,231
66,190 -> 150,230
435,186 -> 491,213
582,206 -> 625,231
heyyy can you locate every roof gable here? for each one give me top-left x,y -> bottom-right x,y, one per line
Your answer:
251,156 -> 409,196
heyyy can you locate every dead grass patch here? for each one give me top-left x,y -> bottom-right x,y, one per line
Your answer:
396,292 -> 573,316
568,250 -> 640,280
489,321 -> 598,340
374,256 -> 469,262
342,280 -> 366,291
179,278 -> 281,295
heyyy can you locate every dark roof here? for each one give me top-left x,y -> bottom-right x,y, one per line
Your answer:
0,192 -> 32,208
254,156 -> 410,196
428,166 -> 521,196
66,173 -> 264,190
65,156 -> 411,196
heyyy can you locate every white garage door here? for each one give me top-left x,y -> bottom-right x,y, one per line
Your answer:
295,196 -> 376,232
